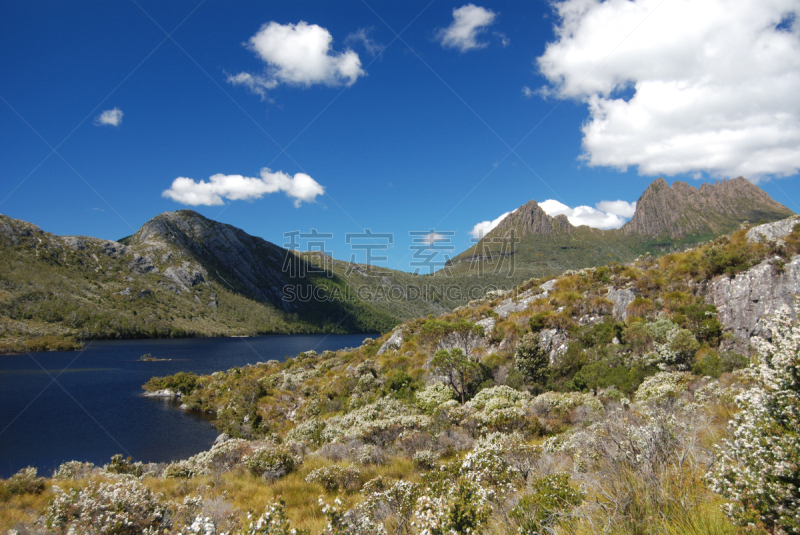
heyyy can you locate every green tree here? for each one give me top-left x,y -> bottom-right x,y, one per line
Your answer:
514,332 -> 549,389
431,348 -> 481,403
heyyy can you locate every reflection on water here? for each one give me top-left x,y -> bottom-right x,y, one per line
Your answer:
0,333 -> 373,477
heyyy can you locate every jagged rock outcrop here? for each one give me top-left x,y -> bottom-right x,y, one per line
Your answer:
707,255 -> 800,355
622,177 -> 792,238
490,200 -> 575,238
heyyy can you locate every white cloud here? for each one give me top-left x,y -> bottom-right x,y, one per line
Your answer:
94,108 -> 123,127
537,0 -> 800,180
226,72 -> 277,99
162,168 -> 325,208
540,199 -> 634,229
522,86 -> 535,98
469,211 -> 512,239
345,28 -> 385,57
232,21 -> 363,93
596,200 -> 637,218
437,4 -> 497,52
420,232 -> 450,246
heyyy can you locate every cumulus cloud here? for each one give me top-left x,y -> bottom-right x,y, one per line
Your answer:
522,86 -> 535,98
469,211 -> 512,239
229,21 -> 364,95
94,108 -> 123,127
162,168 -> 325,208
537,0 -> 800,180
437,4 -> 497,52
596,200 -> 637,218
540,199 -> 635,229
345,28 -> 385,57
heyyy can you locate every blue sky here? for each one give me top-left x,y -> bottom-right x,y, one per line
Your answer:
2,0 -> 799,272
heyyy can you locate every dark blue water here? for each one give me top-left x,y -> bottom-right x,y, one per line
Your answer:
0,334 -> 374,478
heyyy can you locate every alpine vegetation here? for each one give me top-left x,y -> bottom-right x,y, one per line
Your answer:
2,219 -> 800,534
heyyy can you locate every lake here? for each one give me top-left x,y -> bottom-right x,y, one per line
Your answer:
0,334 -> 375,478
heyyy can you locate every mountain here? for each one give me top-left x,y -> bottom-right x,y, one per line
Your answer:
622,177 -> 791,237
0,177 -> 792,353
1,209 -> 500,353
447,177 -> 793,281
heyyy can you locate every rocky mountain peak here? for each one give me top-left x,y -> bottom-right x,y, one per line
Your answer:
489,200 -> 575,238
622,177 -> 792,238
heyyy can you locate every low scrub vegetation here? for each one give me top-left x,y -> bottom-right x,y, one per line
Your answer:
3,223 -> 800,534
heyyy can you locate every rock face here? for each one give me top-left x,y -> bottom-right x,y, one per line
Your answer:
746,215 -> 800,243
129,210 -> 292,307
377,327 -> 405,355
622,177 -> 792,238
538,328 -> 569,364
606,287 -> 637,320
489,200 -> 575,238
707,255 -> 800,355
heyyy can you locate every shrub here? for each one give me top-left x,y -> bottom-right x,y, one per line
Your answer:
708,308 -> 800,533
356,444 -> 386,466
634,371 -> 694,402
412,450 -> 440,470
103,454 -> 144,477
244,499 -> 309,535
242,445 -> 299,481
46,478 -> 168,534
305,465 -> 361,493
510,473 -> 584,535
413,478 -> 492,535
143,371 -> 199,395
514,332 -> 548,387
6,467 -> 45,495
415,381 -> 455,414
53,461 -> 95,480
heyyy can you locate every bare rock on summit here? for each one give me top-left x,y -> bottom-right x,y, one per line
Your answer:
622,177 -> 792,239
707,255 -> 800,355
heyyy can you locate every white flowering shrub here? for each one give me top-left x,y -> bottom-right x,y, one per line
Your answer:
415,382 -> 455,414
532,391 -> 602,417
181,515 -> 217,535
244,499 -> 309,535
412,450 -> 440,471
46,478 -> 168,534
707,308 -> 800,533
356,444 -> 386,466
306,465 -> 362,493
634,371 -> 694,403
361,476 -> 421,535
53,460 -> 95,480
288,398 -> 431,448
164,438 -> 252,479
462,386 -> 540,434
413,478 -> 492,535
242,444 -> 300,481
